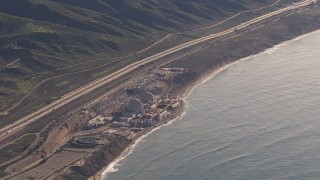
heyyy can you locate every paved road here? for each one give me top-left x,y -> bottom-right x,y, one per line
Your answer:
0,0 -> 314,140
136,0 -> 284,54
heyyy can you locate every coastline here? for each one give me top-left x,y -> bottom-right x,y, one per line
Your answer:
96,28 -> 320,180
1,1 -> 320,179
96,101 -> 187,180
183,28 -> 320,99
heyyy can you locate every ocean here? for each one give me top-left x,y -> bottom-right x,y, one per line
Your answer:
102,30 -> 320,180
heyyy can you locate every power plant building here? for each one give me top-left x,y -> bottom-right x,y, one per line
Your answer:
139,91 -> 154,104
126,88 -> 154,104
122,98 -> 145,116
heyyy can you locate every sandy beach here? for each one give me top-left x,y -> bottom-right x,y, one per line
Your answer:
95,28 -> 320,180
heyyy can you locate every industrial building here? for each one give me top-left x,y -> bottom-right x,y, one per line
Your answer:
139,91 -> 154,104
121,98 -> 145,117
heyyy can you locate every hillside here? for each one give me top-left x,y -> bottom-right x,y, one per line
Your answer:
0,0 -> 279,112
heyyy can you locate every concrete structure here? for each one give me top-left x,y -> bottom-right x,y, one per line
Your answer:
127,89 -> 154,104
119,117 -> 132,123
122,98 -> 145,116
143,119 -> 153,126
126,88 -> 146,96
162,68 -> 188,73
154,70 -> 168,76
139,91 -> 154,104
75,137 -> 97,145
104,117 -> 113,123
2,0 -> 314,140
85,116 -> 106,129
111,122 -> 128,128
157,110 -> 171,121
128,98 -> 144,114
169,101 -> 180,111
129,118 -> 153,128
166,94 -> 178,100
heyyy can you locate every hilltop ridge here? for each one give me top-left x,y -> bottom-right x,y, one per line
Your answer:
0,0 -> 283,114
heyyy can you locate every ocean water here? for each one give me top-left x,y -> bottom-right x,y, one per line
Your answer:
103,30 -> 320,180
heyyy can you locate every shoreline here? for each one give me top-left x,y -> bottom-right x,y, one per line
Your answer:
96,28 -> 320,180
96,102 -> 187,180
183,28 -> 320,99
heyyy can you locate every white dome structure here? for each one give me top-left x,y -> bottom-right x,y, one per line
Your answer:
127,98 -> 145,114
139,91 -> 154,104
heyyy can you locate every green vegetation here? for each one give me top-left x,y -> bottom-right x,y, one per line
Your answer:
0,0 -> 291,118
0,134 -> 37,164
92,68 -> 114,78
55,81 -> 70,87
0,78 -> 33,111
25,22 -> 53,33
15,79 -> 33,94
0,99 -> 7,110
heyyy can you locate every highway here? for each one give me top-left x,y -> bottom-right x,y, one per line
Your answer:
0,0 -> 314,140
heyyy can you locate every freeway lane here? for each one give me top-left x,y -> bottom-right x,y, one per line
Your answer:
0,0 -> 313,140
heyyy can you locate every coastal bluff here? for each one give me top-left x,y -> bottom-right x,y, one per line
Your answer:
55,136 -> 131,180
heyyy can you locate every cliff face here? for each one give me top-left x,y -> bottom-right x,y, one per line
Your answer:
51,4 -> 320,180
167,4 -> 320,75
55,136 -> 131,180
